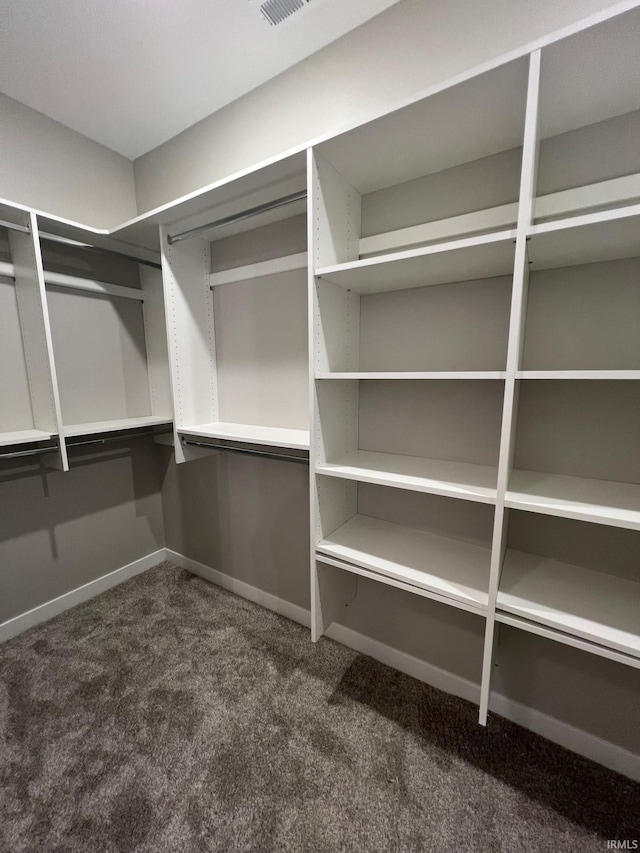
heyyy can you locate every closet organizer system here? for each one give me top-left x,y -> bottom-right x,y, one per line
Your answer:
1,8 -> 639,727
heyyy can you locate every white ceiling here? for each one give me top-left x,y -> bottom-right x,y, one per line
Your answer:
0,0 -> 402,160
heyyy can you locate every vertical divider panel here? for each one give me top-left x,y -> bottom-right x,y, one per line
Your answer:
309,148 -> 361,641
479,50 -> 541,724
160,225 -> 218,463
140,265 -> 172,419
10,213 -> 68,471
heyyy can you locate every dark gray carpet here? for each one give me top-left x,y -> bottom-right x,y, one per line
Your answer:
0,563 -> 638,852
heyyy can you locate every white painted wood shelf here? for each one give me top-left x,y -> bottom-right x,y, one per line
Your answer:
317,514 -> 490,613
179,421 -> 310,451
316,372 -> 507,380
516,371 -> 640,380
64,416 -> 172,438
506,470 -> 640,530
315,231 -> 516,294
498,549 -> 640,660
495,612 -> 640,670
527,204 -> 640,270
0,429 -> 54,448
317,450 -> 498,503
209,252 -> 307,287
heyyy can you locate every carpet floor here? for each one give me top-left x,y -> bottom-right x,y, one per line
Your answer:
0,562 -> 638,852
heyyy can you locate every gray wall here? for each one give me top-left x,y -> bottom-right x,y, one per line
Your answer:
159,449 -> 310,611
0,92 -> 136,228
133,0 -> 620,213
0,439 -> 164,623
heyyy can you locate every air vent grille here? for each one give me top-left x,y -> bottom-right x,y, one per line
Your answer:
260,0 -> 312,27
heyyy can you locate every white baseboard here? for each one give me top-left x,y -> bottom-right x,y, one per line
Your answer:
325,622 -> 481,705
0,548 -> 166,643
489,694 -> 640,782
166,549 -> 311,629
171,549 -> 640,783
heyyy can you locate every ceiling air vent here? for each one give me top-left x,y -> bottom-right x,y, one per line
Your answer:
259,0 -> 313,27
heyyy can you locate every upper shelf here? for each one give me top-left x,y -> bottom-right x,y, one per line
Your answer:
516,371 -> 640,380
527,205 -> 640,270
498,548 -> 640,660
317,372 -> 506,380
317,450 -> 498,504
316,230 -> 516,294
178,421 -> 310,451
506,469 -> 640,531
64,417 -> 172,438
114,152 -> 308,252
0,429 -> 54,448
209,252 -> 307,287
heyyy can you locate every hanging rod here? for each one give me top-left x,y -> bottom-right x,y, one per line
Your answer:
181,438 -> 309,465
0,429 -> 164,461
0,218 -> 30,235
0,445 -> 58,460
0,216 -> 161,270
0,261 -> 145,302
167,190 -> 307,245
39,232 -> 162,270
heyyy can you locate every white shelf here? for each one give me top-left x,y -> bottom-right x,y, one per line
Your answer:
516,371 -> 640,380
315,230 -> 516,294
0,429 -> 54,448
64,416 -> 172,437
506,469 -> 640,530
179,421 -> 310,451
528,204 -> 640,270
317,450 -> 497,504
498,549 -> 640,660
496,613 -> 640,670
316,371 -> 506,380
317,514 -> 490,612
209,252 -> 307,287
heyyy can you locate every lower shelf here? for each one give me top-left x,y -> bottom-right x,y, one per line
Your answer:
317,514 -> 490,613
498,549 -> 640,660
316,450 -> 497,504
64,416 -> 173,438
0,429 -> 54,448
496,613 -> 640,671
180,421 -> 310,451
506,469 -> 640,530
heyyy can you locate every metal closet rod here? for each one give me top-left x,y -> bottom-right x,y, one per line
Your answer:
0,429 -> 164,460
0,218 -> 161,270
181,439 -> 309,465
167,190 -> 307,245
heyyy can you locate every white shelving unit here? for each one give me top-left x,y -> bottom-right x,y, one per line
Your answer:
0,208 -> 67,469
307,4 -> 640,734
43,238 -> 172,443
159,154 -> 310,462
308,57 -> 530,648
